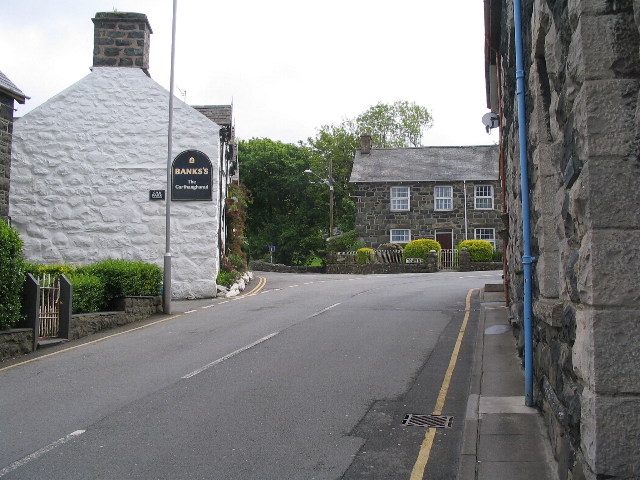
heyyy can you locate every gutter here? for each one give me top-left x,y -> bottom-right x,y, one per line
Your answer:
513,0 -> 535,406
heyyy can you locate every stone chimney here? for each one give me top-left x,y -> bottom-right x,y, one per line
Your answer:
92,12 -> 153,75
360,133 -> 372,154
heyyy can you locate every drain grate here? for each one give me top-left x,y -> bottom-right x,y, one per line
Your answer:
402,414 -> 453,428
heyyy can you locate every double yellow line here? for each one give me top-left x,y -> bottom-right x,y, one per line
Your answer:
410,288 -> 478,480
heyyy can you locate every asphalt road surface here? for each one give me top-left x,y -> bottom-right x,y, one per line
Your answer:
0,270 -> 501,479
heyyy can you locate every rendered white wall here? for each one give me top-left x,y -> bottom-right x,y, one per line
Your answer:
10,67 -> 220,299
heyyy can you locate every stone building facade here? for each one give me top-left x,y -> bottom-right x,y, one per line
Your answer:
350,138 -> 502,250
485,1 -> 640,478
0,70 -> 27,222
9,13 -> 222,299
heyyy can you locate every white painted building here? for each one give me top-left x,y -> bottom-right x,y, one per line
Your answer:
9,13 -> 221,299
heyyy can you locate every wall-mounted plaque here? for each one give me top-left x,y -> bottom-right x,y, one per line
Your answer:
171,150 -> 213,201
149,190 -> 165,200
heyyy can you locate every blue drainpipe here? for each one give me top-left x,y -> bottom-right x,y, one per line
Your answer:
513,0 -> 535,406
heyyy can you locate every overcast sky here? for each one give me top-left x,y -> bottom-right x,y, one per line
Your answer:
1,0 -> 497,146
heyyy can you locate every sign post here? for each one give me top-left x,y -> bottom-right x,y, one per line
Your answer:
268,245 -> 276,264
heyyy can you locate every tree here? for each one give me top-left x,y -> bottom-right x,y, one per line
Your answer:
239,138 -> 327,265
355,100 -> 433,148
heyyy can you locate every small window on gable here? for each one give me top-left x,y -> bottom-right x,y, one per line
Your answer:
475,185 -> 494,210
390,186 -> 410,212
434,186 -> 453,211
390,229 -> 411,243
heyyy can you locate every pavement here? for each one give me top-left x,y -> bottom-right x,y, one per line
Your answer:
457,285 -> 559,480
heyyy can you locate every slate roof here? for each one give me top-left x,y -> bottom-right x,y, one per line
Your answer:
350,145 -> 499,183
0,69 -> 28,103
192,105 -> 232,127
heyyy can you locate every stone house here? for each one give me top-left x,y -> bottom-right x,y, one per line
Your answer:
0,70 -> 27,222
485,1 -> 640,478
350,135 -> 502,251
9,12 -> 223,299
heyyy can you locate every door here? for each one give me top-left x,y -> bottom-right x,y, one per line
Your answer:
435,231 -> 455,270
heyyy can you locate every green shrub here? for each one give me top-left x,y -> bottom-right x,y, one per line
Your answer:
67,273 -> 107,314
0,219 -> 25,329
326,230 -> 364,253
36,264 -> 77,277
401,239 -> 441,264
492,249 -> 503,262
79,259 -> 162,304
217,270 -> 238,288
228,253 -> 246,271
457,240 -> 494,261
356,248 -> 375,264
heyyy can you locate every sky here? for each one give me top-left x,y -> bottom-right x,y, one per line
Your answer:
0,0 -> 497,146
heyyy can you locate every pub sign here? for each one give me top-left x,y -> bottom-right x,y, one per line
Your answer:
171,150 -> 213,201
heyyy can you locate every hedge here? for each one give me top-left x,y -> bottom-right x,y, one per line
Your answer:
401,239 -> 441,264
66,273 -> 107,314
457,240 -> 494,261
356,248 -> 375,264
0,220 -> 25,329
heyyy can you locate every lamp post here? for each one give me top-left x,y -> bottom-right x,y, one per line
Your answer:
304,168 -> 334,238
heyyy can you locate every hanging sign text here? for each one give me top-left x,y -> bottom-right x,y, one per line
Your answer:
171,150 -> 213,201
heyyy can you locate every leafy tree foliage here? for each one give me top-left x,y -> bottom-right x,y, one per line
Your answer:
355,100 -> 432,148
239,138 -> 327,265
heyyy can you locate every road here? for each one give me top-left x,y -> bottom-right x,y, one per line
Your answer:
0,270 -> 501,479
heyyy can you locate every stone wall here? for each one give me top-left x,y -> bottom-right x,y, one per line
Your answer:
0,93 -> 13,221
495,1 -> 640,478
353,180 -> 503,248
0,296 -> 162,362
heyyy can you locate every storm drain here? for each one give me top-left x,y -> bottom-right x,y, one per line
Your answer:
402,414 -> 453,428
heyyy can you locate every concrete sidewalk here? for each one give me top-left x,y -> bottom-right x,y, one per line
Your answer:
457,286 -> 559,480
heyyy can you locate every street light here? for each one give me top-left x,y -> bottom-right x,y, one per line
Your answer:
304,168 -> 334,238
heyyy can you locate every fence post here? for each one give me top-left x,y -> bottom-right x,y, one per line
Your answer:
23,274 -> 40,351
427,250 -> 438,273
58,275 -> 72,340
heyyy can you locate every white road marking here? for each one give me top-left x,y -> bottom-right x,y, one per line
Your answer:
182,332 -> 280,379
308,303 -> 341,319
184,310 -> 197,314
0,430 -> 86,477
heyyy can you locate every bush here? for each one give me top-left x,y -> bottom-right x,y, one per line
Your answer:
492,249 -> 503,262
35,264 -> 77,277
228,253 -> 246,271
401,239 -> 441,264
79,259 -> 162,304
217,270 -> 238,288
67,273 -> 106,314
0,219 -> 25,329
457,240 -> 494,261
356,248 -> 375,264
326,230 -> 364,253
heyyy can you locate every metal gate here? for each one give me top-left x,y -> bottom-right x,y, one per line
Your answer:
439,249 -> 459,270
38,274 -> 60,338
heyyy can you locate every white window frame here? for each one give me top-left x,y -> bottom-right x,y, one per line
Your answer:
434,186 -> 453,211
390,186 -> 410,212
390,229 -> 411,243
474,185 -> 494,210
474,228 -> 496,248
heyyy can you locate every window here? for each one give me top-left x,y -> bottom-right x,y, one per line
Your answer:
475,228 -> 496,247
434,186 -> 453,211
475,185 -> 494,210
390,187 -> 410,211
390,229 -> 411,243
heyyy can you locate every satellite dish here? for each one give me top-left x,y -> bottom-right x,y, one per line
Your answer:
482,112 -> 499,133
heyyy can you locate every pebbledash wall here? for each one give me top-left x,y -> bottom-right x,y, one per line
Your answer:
9,14 -> 221,299
486,1 -> 640,478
